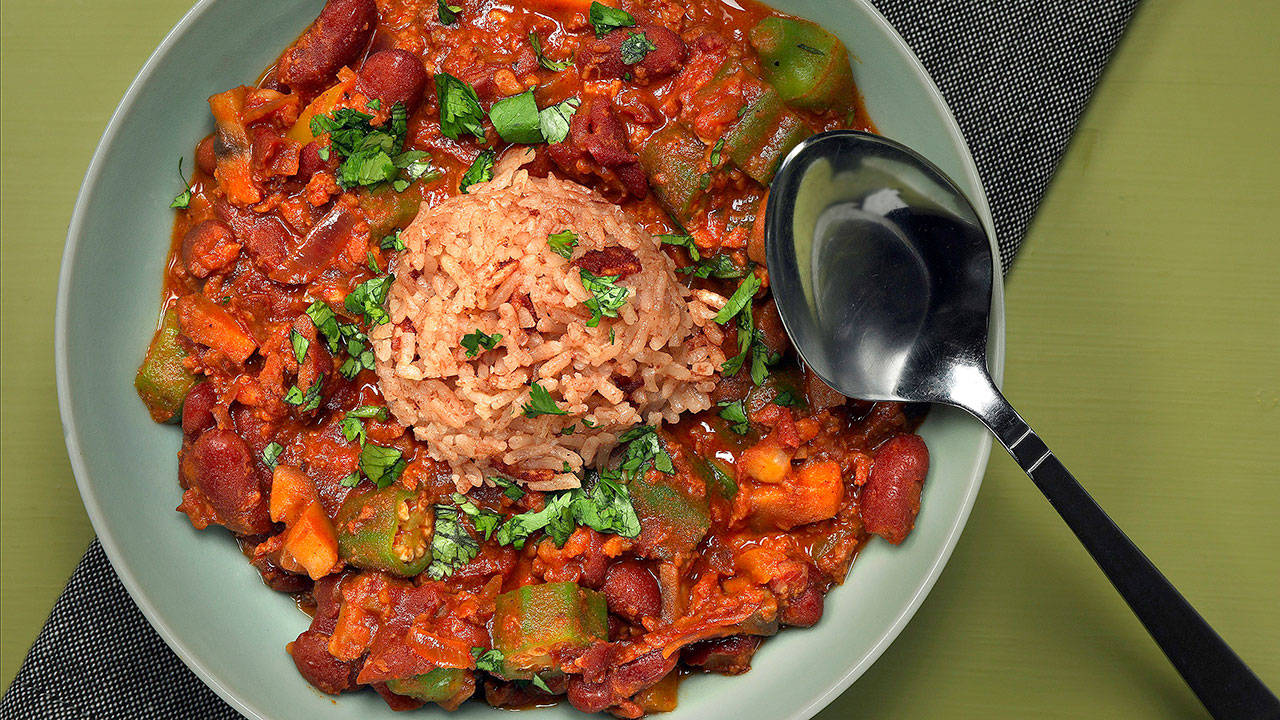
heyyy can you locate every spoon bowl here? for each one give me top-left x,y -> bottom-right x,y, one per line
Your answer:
765,131 -> 1279,720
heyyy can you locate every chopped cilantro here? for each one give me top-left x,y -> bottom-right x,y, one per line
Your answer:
290,328 -> 309,364
718,400 -> 750,434
435,72 -> 486,140
559,424 -> 576,436
345,274 -> 394,326
578,269 -> 629,327
530,31 -> 571,71
749,330 -> 780,385
452,492 -> 501,539
538,97 -> 580,145
709,138 -> 725,167
340,405 -> 388,445
169,158 -> 193,209
438,0 -> 461,24
620,32 -> 657,65
359,444 -> 407,489
547,229 -> 579,259
472,647 -> 505,674
460,149 -> 496,193
493,466 -> 642,549
490,90 -> 543,144
773,389 -> 800,407
529,675 -> 553,694
714,273 -> 762,324
678,253 -> 747,279
305,300 -> 341,352
261,442 -> 283,469
284,378 -> 324,412
522,381 -> 567,418
391,149 -> 439,192
617,425 -> 673,481
490,476 -> 526,500
589,2 -> 636,37
380,229 -> 406,251
348,405 -> 388,419
340,471 -> 361,487
309,103 -> 416,189
460,329 -> 502,357
658,233 -> 700,262
426,504 -> 479,579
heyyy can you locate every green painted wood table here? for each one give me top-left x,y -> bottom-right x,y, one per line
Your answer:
2,1 -> 1276,716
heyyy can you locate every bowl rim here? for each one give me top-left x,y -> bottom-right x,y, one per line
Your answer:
54,1 -> 1003,718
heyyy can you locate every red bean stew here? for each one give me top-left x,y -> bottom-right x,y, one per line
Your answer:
135,0 -> 930,715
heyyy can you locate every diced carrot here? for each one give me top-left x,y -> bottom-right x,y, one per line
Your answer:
175,294 -> 257,363
270,465 -> 318,525
739,439 -> 792,484
282,500 -> 339,580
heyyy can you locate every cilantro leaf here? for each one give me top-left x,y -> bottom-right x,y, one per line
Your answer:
658,233 -> 700,262
261,442 -> 283,469
338,415 -> 366,444
710,138 -> 725,167
380,229 -> 406,251
749,329 -> 780,385
547,229 -> 579,259
718,400 -> 750,434
452,492 -> 502,539
620,32 -> 657,65
522,381 -> 567,418
472,647 -> 505,674
572,469 -> 641,538
678,253 -> 746,279
460,329 -> 502,357
340,471 -> 361,487
360,444 -> 407,488
426,504 -> 479,579
345,274 -> 395,326
529,674 -> 553,693
460,149 -> 496,193
309,104 -> 413,189
392,149 -> 439,191
284,377 -> 324,412
491,476 -> 525,500
722,306 -> 753,376
589,2 -> 636,37
170,158 -> 193,209
530,31 -> 571,71
490,90 -> 543,144
714,273 -> 762,324
438,0 -> 461,24
435,72 -> 486,140
579,269 -> 629,327
348,405 -> 388,419
538,97 -> 580,145
305,300 -> 342,353
617,425 -> 673,481
289,328 -> 309,364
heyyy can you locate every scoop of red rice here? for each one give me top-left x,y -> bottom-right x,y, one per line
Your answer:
371,150 -> 726,492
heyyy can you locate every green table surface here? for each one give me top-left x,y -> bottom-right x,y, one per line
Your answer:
3,1 -> 1277,716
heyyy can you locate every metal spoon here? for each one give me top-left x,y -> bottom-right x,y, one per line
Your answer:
765,130 -> 1279,720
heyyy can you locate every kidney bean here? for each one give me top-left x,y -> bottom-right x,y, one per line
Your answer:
682,635 -> 761,675
181,220 -> 241,279
567,649 -> 676,715
181,382 -> 217,441
277,0 -> 378,94
184,429 -> 273,535
195,135 -> 218,176
290,628 -> 359,694
602,560 -> 660,623
780,584 -> 824,627
861,433 -> 929,544
578,24 -> 687,85
250,552 -> 312,594
216,200 -> 291,271
753,300 -> 790,357
573,246 -> 642,279
803,366 -> 846,411
356,49 -> 428,113
296,141 -> 334,181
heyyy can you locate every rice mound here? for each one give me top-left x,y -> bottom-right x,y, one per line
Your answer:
371,149 -> 726,492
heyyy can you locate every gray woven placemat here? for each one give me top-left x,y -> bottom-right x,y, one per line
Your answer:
1,1 -> 1140,717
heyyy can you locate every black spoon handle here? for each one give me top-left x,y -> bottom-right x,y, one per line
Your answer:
965,383 -> 1279,720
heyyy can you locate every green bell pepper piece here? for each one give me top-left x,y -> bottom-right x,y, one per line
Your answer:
335,485 -> 432,577
385,668 -> 472,705
692,456 -> 737,500
134,307 -> 201,423
491,582 -> 607,679
638,122 -> 707,226
629,474 -> 711,559
749,17 -> 856,113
